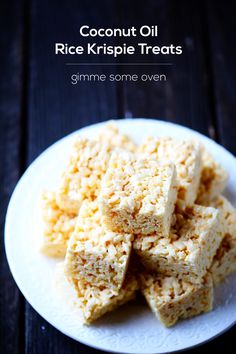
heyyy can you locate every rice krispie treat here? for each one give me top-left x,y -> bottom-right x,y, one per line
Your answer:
140,272 -> 213,327
94,121 -> 137,152
69,271 -> 138,324
139,137 -> 202,207
134,205 -> 222,283
65,200 -> 133,292
56,126 -> 136,214
197,148 -> 228,204
41,191 -> 77,257
99,150 -> 177,236
208,196 -> 236,285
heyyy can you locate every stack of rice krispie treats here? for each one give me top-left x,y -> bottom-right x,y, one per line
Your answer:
41,122 -> 236,327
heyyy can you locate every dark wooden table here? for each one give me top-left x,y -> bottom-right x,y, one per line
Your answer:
1,1 -> 236,353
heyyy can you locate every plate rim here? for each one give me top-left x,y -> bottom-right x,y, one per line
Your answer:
4,118 -> 236,354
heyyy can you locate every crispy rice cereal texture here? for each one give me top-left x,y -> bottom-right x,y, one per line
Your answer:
139,137 -> 202,207
208,196 -> 236,285
94,122 -> 137,152
140,272 -> 213,327
70,272 -> 139,324
65,200 -> 133,292
197,148 -> 228,204
41,191 -> 77,257
56,125 -> 136,214
134,205 -> 222,283
99,150 -> 177,236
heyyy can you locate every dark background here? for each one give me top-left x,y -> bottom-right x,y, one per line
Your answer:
0,0 -> 236,353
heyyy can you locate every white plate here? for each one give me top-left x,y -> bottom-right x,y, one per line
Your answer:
5,119 -> 236,354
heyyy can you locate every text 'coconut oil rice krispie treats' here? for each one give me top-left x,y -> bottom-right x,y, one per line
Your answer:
139,272 -> 213,327
134,204 -> 223,283
70,271 -> 139,324
56,124 -> 136,214
99,150 -> 177,236
139,137 -> 202,207
41,191 -> 77,257
197,147 -> 228,203
206,196 -> 236,285
65,200 -> 133,292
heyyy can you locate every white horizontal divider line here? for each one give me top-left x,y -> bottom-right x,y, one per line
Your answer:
65,63 -> 173,66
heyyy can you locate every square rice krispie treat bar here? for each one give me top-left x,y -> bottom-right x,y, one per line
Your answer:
139,272 -> 213,327
134,205 -> 222,283
208,196 -> 236,285
94,121 -> 137,152
99,150 -> 177,236
65,200 -> 133,292
71,271 -> 139,324
56,125 -> 136,214
41,191 -> 77,257
197,148 -> 228,204
139,137 -> 202,207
